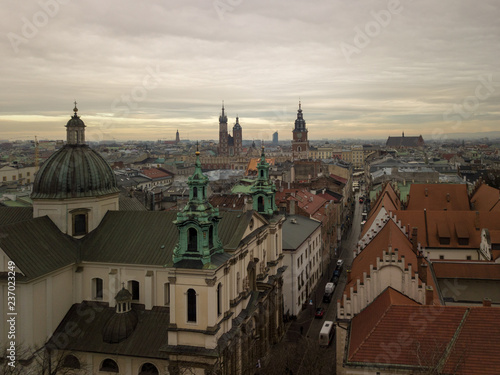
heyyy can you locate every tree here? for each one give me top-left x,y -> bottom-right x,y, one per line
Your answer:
0,344 -> 89,375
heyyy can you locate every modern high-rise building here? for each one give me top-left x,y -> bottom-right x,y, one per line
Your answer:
272,131 -> 278,145
218,103 -> 243,156
291,101 -> 309,158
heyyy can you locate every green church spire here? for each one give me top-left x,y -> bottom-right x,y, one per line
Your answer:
250,146 -> 277,215
172,145 -> 224,266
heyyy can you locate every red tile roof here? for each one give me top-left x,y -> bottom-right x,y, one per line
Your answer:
470,183 -> 500,212
275,189 -> 327,217
349,299 -> 500,374
406,184 -> 469,211
442,307 -> 500,375
140,168 -> 172,179
348,287 -> 419,359
342,219 -> 437,303
390,210 -> 500,250
432,262 -> 500,280
329,174 -> 348,184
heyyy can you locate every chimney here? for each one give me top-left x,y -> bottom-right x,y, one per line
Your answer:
475,211 -> 480,230
483,298 -> 492,307
419,262 -> 428,285
425,286 -> 433,305
411,227 -> 418,255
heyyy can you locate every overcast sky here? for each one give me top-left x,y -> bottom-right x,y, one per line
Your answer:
1,0 -> 499,142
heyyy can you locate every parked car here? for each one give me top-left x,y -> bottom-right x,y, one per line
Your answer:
336,259 -> 344,270
331,269 -> 341,284
315,307 -> 325,319
359,197 -> 364,204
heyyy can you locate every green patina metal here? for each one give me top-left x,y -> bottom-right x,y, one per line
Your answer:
250,146 -> 277,215
172,149 -> 224,265
31,106 -> 119,200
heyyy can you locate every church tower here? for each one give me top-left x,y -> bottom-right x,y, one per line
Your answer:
250,146 -> 277,215
176,129 -> 180,143
291,101 -> 309,159
233,116 -> 242,155
172,146 -> 224,267
218,102 -> 228,156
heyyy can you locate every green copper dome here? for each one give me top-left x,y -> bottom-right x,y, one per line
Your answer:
31,144 -> 119,199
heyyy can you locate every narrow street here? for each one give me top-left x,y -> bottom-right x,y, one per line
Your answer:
268,191 -> 364,375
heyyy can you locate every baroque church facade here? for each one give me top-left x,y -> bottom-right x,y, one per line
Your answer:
0,106 -> 285,374
218,104 -> 243,157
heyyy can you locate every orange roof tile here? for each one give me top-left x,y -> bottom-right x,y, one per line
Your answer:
470,183 -> 500,212
343,219 -> 437,303
245,158 -> 275,176
390,210 -> 500,249
348,287 -> 419,359
349,305 -> 468,365
443,307 -> 500,375
406,183 -> 469,211
433,262 -> 500,280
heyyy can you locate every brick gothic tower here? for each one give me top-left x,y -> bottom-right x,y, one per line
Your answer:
291,101 -> 309,158
218,103 -> 228,156
233,116 -> 242,156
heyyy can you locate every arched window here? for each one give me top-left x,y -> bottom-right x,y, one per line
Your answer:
188,227 -> 198,251
62,355 -> 80,369
217,283 -> 222,316
209,225 -> 214,248
187,288 -> 197,322
193,187 -> 198,200
258,196 -> 265,212
260,170 -> 264,178
128,280 -> 140,301
139,362 -> 159,375
100,358 -> 119,373
92,278 -> 103,300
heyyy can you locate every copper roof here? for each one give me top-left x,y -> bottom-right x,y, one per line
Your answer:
32,145 -> 119,199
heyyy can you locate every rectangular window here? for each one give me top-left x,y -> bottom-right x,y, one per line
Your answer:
27,172 -> 30,176
466,255 -> 472,260
164,283 -> 170,305
439,255 -> 444,260
2,177 -> 6,181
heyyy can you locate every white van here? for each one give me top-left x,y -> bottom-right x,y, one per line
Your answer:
319,320 -> 335,347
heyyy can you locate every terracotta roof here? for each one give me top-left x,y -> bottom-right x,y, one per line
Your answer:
343,219 -> 437,303
442,307 -> 500,375
433,262 -> 500,280
209,194 -> 247,210
349,304 -> 467,365
470,183 -> 500,212
391,210 -> 500,249
329,173 -> 348,185
349,301 -> 500,375
366,182 -> 401,222
406,183 -> 469,211
140,168 -> 172,179
245,158 -> 274,176
348,287 -> 419,359
275,189 -> 327,217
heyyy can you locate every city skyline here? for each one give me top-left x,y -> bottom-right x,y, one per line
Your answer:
1,0 -> 499,142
